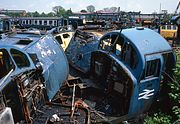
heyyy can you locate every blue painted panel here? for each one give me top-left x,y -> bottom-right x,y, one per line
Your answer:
26,35 -> 69,101
110,28 -> 172,55
66,34 -> 99,72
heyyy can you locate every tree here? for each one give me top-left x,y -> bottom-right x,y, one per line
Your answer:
80,10 -> 87,13
53,6 -> 61,15
52,6 -> 66,17
66,9 -> 73,17
33,11 -> 40,17
47,12 -> 55,17
8,13 -> 21,17
86,5 -> 95,12
41,12 -> 46,17
26,12 -> 33,17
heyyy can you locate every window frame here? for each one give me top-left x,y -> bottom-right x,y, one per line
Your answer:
0,49 -> 15,80
10,49 -> 30,68
121,41 -> 138,69
144,59 -> 160,79
39,20 -> 42,25
99,33 -> 138,70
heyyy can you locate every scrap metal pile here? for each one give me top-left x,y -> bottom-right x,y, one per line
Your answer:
0,27 -> 176,124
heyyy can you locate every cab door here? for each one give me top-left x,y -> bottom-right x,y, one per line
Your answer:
138,54 -> 163,112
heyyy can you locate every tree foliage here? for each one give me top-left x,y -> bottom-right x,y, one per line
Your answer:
52,6 -> 66,17
26,12 -> 33,17
41,12 -> 46,17
86,5 -> 95,12
33,11 -> 40,17
144,112 -> 172,124
80,9 -> 87,13
65,9 -> 73,18
47,12 -> 55,17
169,54 -> 180,121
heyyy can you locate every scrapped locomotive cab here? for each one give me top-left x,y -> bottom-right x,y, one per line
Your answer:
91,51 -> 134,116
66,30 -> 100,72
90,28 -> 175,118
54,31 -> 74,51
160,24 -> 178,40
0,32 -> 69,123
0,46 -> 45,123
25,34 -> 69,101
0,46 -> 35,83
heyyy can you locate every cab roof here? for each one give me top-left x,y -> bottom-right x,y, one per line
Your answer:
113,27 -> 172,55
0,32 -> 41,49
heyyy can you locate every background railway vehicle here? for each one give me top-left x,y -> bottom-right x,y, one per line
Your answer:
48,27 -> 75,51
54,31 -> 74,50
65,27 -> 176,123
0,16 -> 11,34
18,17 -> 66,30
17,16 -> 85,31
159,23 -> 178,40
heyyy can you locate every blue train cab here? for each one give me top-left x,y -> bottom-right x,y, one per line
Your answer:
0,30 -> 69,101
0,30 -> 69,123
66,27 -> 176,122
89,27 -> 176,118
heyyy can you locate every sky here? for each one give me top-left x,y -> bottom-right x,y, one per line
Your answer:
0,0 -> 179,14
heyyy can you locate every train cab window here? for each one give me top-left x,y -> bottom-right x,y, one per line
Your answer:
121,42 -> 138,69
34,20 -> 37,25
49,21 -> 52,25
39,20 -> 42,25
44,21 -> 47,25
54,21 -> 57,26
29,20 -> 32,25
55,35 -> 63,44
116,43 -> 122,56
10,49 -> 30,68
0,21 -> 3,31
173,25 -> 177,30
100,34 -> 138,69
115,36 -> 124,56
167,25 -> 171,30
99,35 -> 112,51
63,34 -> 70,39
0,49 -> 14,80
145,59 -> 160,78
99,34 -> 118,52
162,25 -> 166,29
